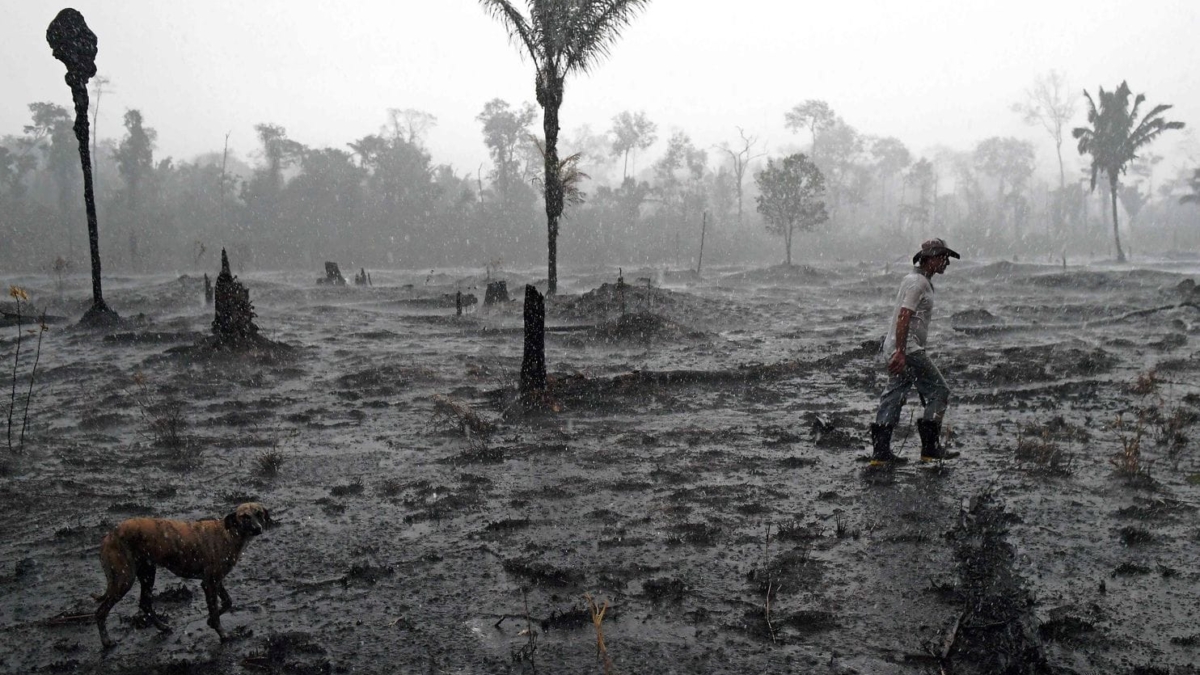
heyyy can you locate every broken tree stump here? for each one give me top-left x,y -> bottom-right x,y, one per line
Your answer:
484,280 -> 509,306
354,267 -> 368,286
203,273 -> 213,305
211,248 -> 260,347
319,261 -> 347,286
520,285 -> 546,394
456,291 -> 463,316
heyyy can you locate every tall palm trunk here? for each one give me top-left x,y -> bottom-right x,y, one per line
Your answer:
71,84 -> 114,322
538,75 -> 564,295
1109,173 -> 1125,262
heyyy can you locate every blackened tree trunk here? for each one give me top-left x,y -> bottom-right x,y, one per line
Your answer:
520,285 -> 546,394
538,75 -> 564,296
1109,173 -> 1125,262
47,9 -> 117,327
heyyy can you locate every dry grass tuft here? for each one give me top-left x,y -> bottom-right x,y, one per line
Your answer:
1015,429 -> 1074,475
377,477 -> 403,497
1110,413 -> 1148,479
255,447 -> 285,477
1130,369 -> 1159,396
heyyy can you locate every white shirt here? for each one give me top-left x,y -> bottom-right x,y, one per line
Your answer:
882,268 -> 934,355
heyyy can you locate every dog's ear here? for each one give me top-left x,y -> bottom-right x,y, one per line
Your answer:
224,512 -> 237,530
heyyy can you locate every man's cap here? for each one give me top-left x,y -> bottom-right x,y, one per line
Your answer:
912,238 -> 961,265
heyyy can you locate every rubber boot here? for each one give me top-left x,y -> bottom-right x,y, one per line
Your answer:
869,423 -> 906,466
917,419 -> 960,461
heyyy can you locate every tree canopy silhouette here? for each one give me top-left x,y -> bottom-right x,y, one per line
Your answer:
755,153 -> 828,266
1073,81 -> 1183,262
479,0 -> 650,295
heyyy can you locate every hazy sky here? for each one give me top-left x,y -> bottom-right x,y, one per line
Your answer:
3,1 -> 1199,184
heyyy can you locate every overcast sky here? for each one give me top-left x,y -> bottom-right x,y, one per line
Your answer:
3,0 -> 1198,184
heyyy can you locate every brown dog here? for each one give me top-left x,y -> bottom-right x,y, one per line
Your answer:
93,502 -> 270,648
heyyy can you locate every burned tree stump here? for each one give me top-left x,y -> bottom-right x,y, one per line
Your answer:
520,285 -> 546,394
354,268 -> 368,286
456,291 -> 463,316
484,281 -> 509,306
617,269 -> 626,316
211,248 -> 260,348
203,273 -> 213,305
319,261 -> 347,286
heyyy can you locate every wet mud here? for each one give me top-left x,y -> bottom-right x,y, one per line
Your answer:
1,261 -> 1199,673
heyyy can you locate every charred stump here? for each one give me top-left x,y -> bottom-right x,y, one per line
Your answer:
48,9 -> 118,328
456,291 -> 463,316
319,262 -> 346,286
484,281 -> 509,306
520,285 -> 546,394
211,249 -> 260,347
203,273 -> 213,305
617,269 -> 626,316
354,268 -> 368,286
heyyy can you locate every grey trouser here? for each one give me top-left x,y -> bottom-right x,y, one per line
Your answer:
875,350 -> 950,426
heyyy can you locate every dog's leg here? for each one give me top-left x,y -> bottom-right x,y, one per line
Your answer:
95,538 -> 135,649
201,577 -> 227,641
135,561 -> 171,633
217,583 -> 233,615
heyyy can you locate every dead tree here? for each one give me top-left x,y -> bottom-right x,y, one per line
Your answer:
520,285 -> 546,394
47,9 -> 118,327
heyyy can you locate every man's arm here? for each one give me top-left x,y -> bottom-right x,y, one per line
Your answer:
888,307 -> 913,375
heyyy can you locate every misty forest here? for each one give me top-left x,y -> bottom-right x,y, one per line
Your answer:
2,2 -> 1200,675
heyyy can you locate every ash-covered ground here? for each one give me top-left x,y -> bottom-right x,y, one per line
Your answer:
1,258 -> 1199,674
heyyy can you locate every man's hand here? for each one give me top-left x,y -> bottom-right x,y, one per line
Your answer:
888,349 -> 907,375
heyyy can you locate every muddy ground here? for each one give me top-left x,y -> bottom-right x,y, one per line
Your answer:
1,258 -> 1199,674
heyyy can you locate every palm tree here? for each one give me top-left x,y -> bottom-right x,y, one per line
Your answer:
1072,81 -> 1183,262
479,0 -> 650,295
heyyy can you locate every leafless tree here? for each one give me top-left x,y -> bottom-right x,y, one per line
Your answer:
717,127 -> 765,226
1012,70 -> 1076,195
386,108 -> 438,147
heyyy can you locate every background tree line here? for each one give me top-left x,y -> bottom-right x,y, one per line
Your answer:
2,76 -> 1199,275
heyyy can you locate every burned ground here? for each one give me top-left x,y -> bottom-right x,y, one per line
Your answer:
1,261 -> 1199,674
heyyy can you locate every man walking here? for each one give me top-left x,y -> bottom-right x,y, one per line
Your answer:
870,238 -> 961,465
